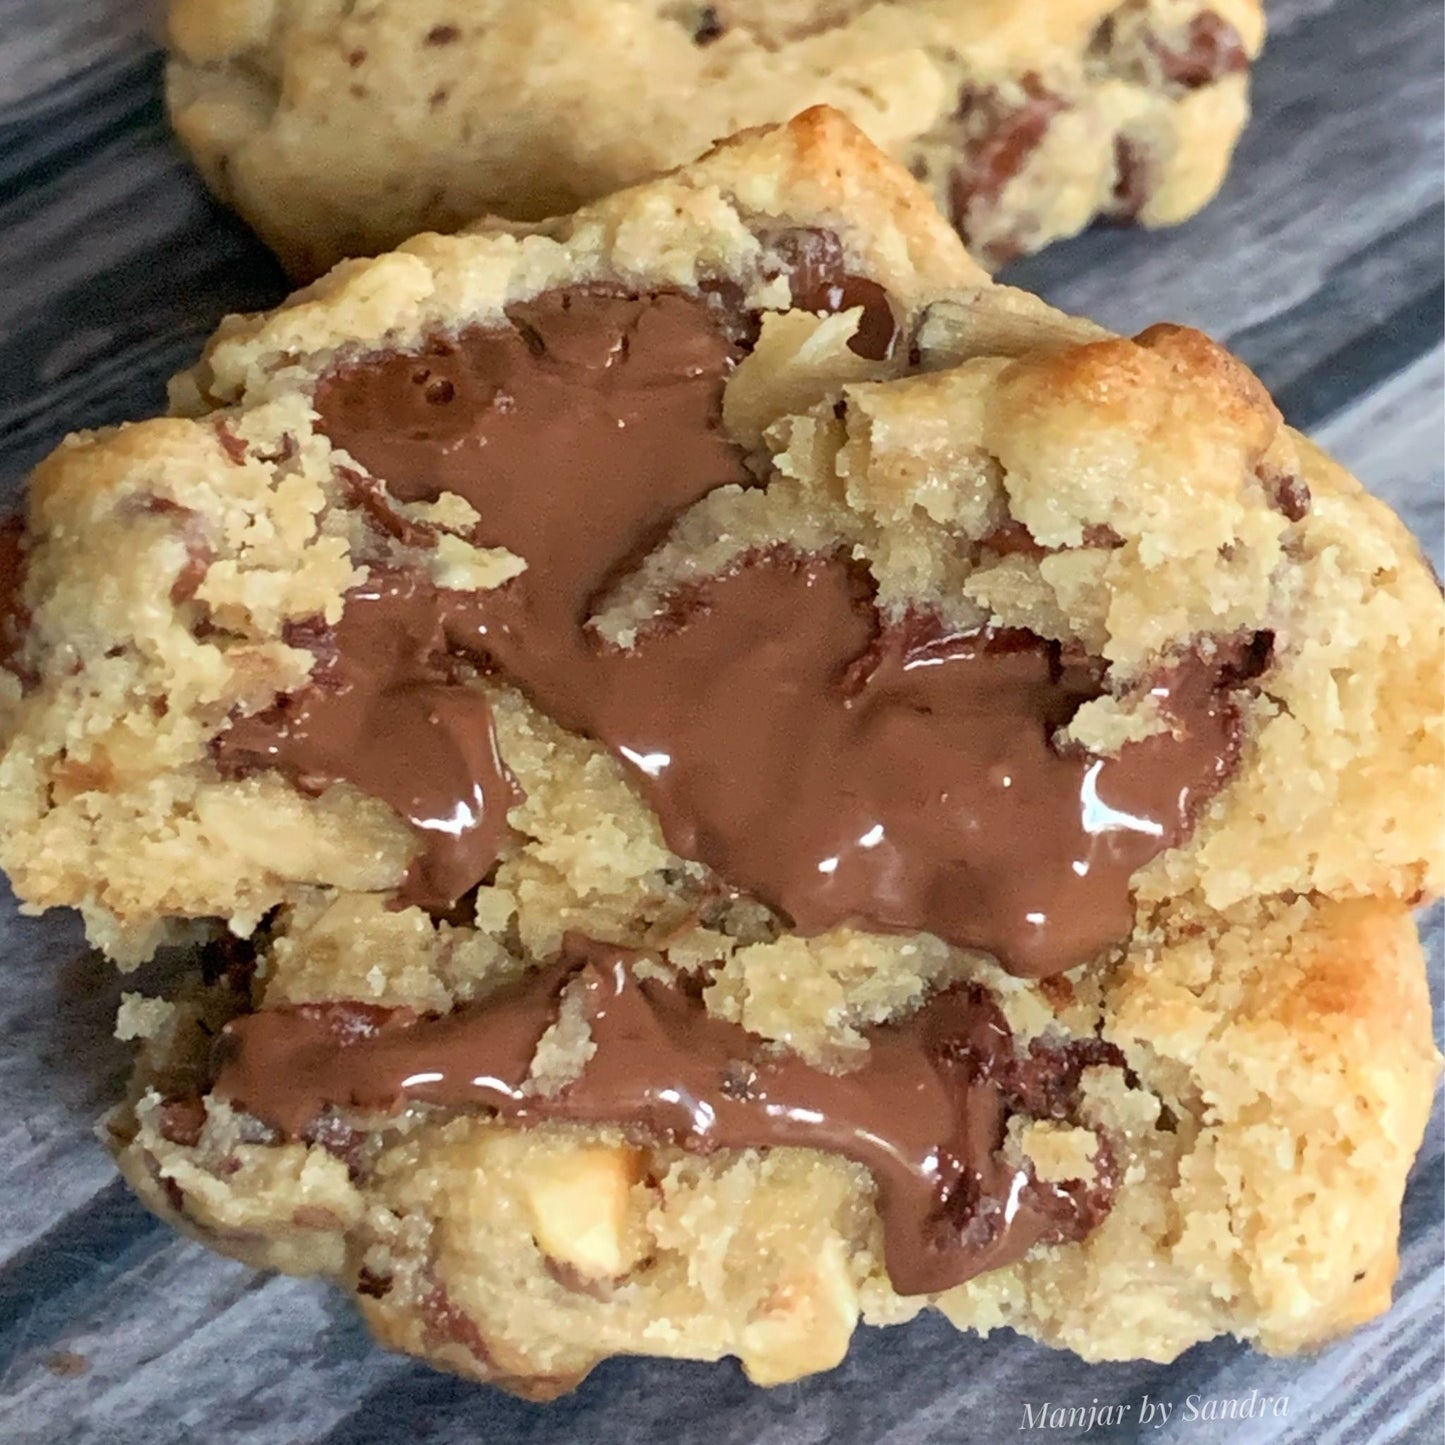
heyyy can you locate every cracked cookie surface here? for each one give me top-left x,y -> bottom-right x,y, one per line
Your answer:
165,0 -> 1264,277
0,111 -> 1438,1393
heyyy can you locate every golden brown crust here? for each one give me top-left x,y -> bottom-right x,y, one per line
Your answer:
164,0 -> 1265,277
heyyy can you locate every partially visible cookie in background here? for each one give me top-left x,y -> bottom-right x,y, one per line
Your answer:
110,895 -> 1438,1394
165,0 -> 1265,279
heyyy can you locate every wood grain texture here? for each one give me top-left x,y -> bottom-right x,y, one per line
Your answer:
0,1 -> 1440,1441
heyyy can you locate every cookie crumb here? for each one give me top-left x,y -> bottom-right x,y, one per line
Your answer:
44,1351 -> 90,1378
115,994 -> 175,1042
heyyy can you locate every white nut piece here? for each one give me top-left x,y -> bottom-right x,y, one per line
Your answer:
520,1143 -> 643,1281
1008,1117 -> 1100,1184
738,1235 -> 861,1385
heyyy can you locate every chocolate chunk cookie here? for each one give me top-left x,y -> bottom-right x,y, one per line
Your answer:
1,111 -> 1438,1393
165,0 -> 1264,277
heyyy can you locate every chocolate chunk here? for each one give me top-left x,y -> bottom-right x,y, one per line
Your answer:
766,229 -> 898,360
0,514 -> 30,678
951,75 -> 1067,230
336,467 -> 439,550
692,6 -> 726,44
1008,1036 -> 1126,1121
424,24 -> 460,46
299,1114 -> 371,1178
159,1174 -> 187,1216
979,518 -> 1047,559
981,520 -> 1123,558
1259,465 -> 1311,523
227,289 -> 756,908
419,1277 -> 493,1363
357,1267 -> 393,1299
1093,5 -> 1249,93
169,542 -> 215,605
135,497 -> 216,607
1217,629 -> 1275,686
416,1277 -> 581,1398
213,936 -> 1120,1296
573,555 -> 1242,979
157,1096 -> 208,1148
1152,13 -> 1249,90
295,999 -> 410,1044
214,423 -> 249,466
1110,135 -> 1151,221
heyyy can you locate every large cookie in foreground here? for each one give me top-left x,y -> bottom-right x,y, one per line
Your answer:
0,111 -> 1438,1393
166,0 -> 1264,278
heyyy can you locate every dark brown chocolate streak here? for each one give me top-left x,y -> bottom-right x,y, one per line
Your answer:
763,228 -> 897,360
1152,12 -> 1249,90
951,74 -> 1067,237
221,274 -> 1245,975
321,289 -> 754,631
212,937 -> 1118,1296
0,514 -> 30,679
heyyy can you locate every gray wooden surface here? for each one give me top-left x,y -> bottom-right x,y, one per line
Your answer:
0,2 -> 1441,1441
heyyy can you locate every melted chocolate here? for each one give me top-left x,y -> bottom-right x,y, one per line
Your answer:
563,555 -> 1238,978
217,570 -> 521,907
221,276 -> 1246,978
224,286 -> 753,908
314,290 -> 753,645
213,937 -> 1117,1295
